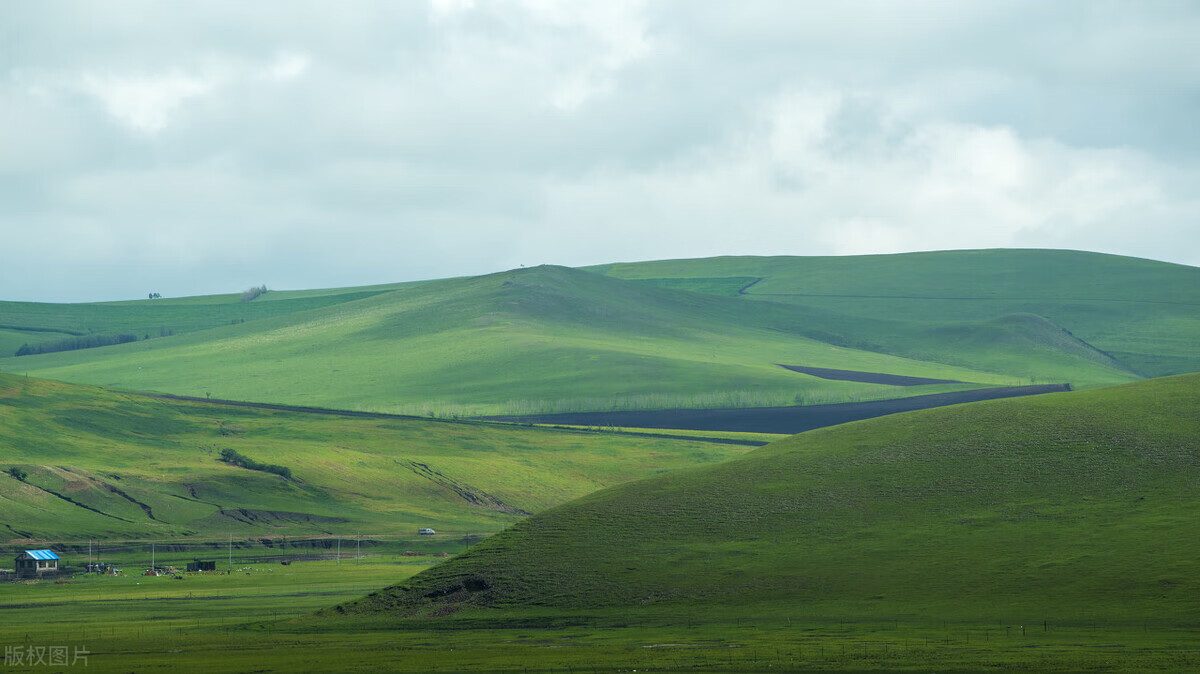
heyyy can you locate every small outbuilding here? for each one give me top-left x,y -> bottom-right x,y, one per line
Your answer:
15,550 -> 60,577
186,560 -> 217,572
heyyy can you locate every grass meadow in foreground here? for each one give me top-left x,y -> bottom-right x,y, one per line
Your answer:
2,564 -> 1194,672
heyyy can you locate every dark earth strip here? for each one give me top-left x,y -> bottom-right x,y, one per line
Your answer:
479,384 -> 1072,434
401,460 -> 531,515
777,364 -> 967,386
18,481 -> 135,523
65,469 -> 161,521
131,392 -> 762,446
97,481 -> 159,521
537,429 -> 768,446
136,393 -> 446,420
736,277 -> 764,295
0,324 -> 86,336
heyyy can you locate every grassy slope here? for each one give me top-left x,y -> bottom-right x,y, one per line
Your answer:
598,248 -> 1200,379
0,284 -> 411,356
0,266 -> 1043,415
0,373 -> 752,540
349,373 -> 1200,626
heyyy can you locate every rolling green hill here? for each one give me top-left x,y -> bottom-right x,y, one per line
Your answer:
0,266 -> 1054,415
0,372 -> 752,540
597,248 -> 1200,378
347,372 -> 1200,626
0,282 -> 418,359
0,254 -> 1153,415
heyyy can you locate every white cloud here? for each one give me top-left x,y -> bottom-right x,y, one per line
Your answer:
536,88 -> 1186,264
259,52 -> 310,82
79,69 -> 222,134
429,0 -> 475,18
72,52 -> 310,135
1,1 -> 1198,301
426,0 -> 654,112
526,0 -> 653,110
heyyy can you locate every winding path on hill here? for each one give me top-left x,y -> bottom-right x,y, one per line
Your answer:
478,384 -> 1072,434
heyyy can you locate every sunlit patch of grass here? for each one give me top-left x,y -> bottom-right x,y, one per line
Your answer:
0,373 -> 754,540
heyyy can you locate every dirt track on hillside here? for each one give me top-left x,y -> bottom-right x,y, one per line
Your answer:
479,384 -> 1071,434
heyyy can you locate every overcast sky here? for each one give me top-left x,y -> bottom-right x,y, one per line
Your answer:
3,1 -> 1198,302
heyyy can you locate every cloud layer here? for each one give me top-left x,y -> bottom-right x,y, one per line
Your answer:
3,1 -> 1198,301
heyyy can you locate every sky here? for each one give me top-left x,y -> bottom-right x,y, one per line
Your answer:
3,1 -> 1198,302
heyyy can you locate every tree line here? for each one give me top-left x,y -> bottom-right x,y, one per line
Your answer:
241,285 -> 269,302
14,333 -> 139,357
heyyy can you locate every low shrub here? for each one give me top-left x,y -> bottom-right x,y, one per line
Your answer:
219,448 -> 292,480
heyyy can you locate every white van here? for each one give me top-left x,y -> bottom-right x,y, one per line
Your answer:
418,528 -> 436,535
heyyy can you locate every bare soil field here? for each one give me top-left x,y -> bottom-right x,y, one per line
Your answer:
132,392 -> 763,445
479,384 -> 1071,434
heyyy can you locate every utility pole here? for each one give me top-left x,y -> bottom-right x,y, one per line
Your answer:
228,534 -> 232,572
151,542 -> 155,571
88,540 -> 92,569
336,537 -> 341,566
356,533 -> 360,565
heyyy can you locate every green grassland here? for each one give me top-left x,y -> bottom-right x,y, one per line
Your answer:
0,372 -> 753,540
0,264 -> 1072,416
2,250 -> 1179,418
318,373 -> 1200,667
597,248 -> 1200,379
7,561 -> 1196,673
1,246 -> 1197,671
6,374 -> 1193,672
0,284 -> 415,354
0,558 -> 441,672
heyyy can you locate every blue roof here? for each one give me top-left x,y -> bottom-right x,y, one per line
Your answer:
24,550 -> 59,560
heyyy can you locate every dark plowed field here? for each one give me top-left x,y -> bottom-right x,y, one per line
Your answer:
777,364 -> 967,386
479,384 -> 1071,434
131,392 -> 764,446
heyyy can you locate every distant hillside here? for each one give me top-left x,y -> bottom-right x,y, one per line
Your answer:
0,282 -> 418,358
597,249 -> 1200,378
345,373 -> 1200,625
0,373 -> 751,540
0,265 -> 1059,416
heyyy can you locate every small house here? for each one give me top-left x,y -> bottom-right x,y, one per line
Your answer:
15,550 -> 60,577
